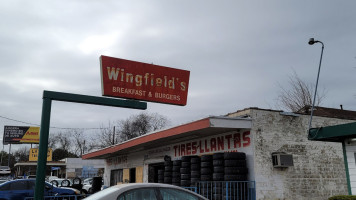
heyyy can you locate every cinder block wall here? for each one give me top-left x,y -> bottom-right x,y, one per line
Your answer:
229,108 -> 354,200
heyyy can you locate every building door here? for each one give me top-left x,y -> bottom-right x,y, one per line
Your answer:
110,169 -> 123,186
148,163 -> 164,183
129,168 -> 136,183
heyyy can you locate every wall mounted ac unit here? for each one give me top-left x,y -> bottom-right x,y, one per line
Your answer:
272,152 -> 293,168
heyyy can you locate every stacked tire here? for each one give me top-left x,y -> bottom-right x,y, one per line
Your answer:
157,169 -> 164,183
190,156 -> 201,186
172,160 -> 182,186
223,152 -> 248,200
212,153 -> 224,181
212,153 -> 225,200
180,156 -> 191,187
164,160 -> 173,184
200,155 -> 213,182
224,152 -> 248,181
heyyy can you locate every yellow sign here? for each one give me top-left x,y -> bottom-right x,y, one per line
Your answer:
20,127 -> 40,143
29,148 -> 52,161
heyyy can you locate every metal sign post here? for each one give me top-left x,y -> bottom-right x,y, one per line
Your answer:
34,90 -> 147,200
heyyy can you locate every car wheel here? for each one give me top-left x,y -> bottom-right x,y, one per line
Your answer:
88,188 -> 93,194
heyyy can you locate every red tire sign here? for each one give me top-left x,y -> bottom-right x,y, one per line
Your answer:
100,55 -> 190,106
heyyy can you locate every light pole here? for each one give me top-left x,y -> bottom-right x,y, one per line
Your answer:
308,38 -> 324,131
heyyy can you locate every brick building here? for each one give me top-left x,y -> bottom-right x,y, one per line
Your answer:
83,106 -> 356,199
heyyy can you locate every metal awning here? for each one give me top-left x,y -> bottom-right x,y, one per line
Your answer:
308,122 -> 356,142
83,116 -> 252,159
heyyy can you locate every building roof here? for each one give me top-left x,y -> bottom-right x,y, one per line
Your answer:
297,106 -> 356,120
83,116 -> 251,159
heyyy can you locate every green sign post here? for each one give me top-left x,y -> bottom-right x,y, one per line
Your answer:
34,90 -> 147,199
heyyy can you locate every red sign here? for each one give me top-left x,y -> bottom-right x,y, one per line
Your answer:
100,55 -> 190,105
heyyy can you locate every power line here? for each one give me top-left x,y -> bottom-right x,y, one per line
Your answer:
0,115 -> 108,130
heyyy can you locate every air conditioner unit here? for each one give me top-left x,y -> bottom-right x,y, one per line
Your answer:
272,153 -> 293,168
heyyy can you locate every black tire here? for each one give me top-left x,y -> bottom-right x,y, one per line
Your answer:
73,177 -> 82,185
164,161 -> 173,166
172,166 -> 180,172
224,174 -> 247,181
164,171 -> 172,177
191,177 -> 200,183
181,162 -> 191,168
213,194 -> 223,200
213,153 -> 225,160
172,172 -> 180,178
158,174 -> 164,180
191,157 -> 201,164
213,159 -> 224,166
224,152 -> 246,160
214,166 -> 224,173
164,177 -> 172,183
50,180 -> 59,187
213,173 -> 224,181
224,167 -> 248,175
200,175 -> 212,181
200,168 -> 212,175
180,180 -> 191,186
180,168 -> 190,174
173,160 -> 182,166
61,179 -> 71,187
181,174 -> 191,180
172,177 -> 181,183
158,170 -> 164,175
165,166 -> 173,172
172,182 -> 181,186
181,156 -> 191,162
201,155 -> 213,162
191,163 -> 200,171
224,159 -> 246,167
191,171 -> 200,178
201,162 -> 212,168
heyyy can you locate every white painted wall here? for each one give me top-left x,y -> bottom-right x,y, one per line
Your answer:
345,141 -> 356,194
229,109 -> 354,200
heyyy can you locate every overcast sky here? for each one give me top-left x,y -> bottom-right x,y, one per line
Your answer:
1,0 -> 356,146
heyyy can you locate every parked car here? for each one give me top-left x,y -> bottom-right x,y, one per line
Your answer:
83,183 -> 208,200
82,178 -> 93,193
82,177 -> 105,194
0,179 -> 80,200
0,166 -> 11,175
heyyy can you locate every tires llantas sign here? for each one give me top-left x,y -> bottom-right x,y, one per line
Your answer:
3,126 -> 40,144
100,55 -> 190,106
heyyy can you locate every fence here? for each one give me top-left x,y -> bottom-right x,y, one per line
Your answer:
24,194 -> 84,200
186,181 -> 256,200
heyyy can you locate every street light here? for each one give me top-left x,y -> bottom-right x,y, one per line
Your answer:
308,38 -> 324,131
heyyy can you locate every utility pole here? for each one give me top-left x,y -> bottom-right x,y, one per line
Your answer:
112,126 -> 116,145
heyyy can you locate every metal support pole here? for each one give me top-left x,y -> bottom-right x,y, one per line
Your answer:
34,97 -> 52,200
308,42 -> 324,131
342,141 -> 352,195
8,144 -> 11,167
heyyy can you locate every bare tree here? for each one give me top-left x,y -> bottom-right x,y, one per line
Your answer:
71,129 -> 90,157
277,71 -> 327,112
89,121 -> 116,150
118,112 -> 170,142
54,132 -> 72,152
14,147 -> 29,162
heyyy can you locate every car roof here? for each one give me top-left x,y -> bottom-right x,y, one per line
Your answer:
84,183 -> 208,200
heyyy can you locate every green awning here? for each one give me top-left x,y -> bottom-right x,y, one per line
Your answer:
308,122 -> 356,142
